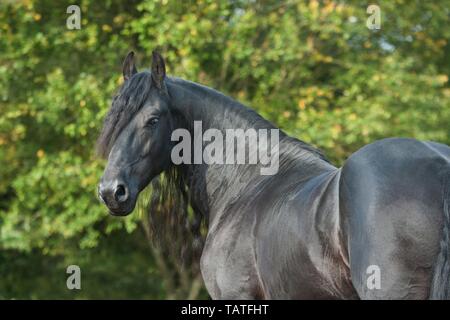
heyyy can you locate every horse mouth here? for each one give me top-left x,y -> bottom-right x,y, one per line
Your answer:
109,209 -> 131,216
108,204 -> 135,217
106,196 -> 137,217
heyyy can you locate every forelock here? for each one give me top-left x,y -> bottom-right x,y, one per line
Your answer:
96,72 -> 153,158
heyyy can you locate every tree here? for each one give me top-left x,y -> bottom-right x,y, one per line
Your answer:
0,0 -> 448,298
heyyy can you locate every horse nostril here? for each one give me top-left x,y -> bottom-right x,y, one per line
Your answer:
114,184 -> 128,203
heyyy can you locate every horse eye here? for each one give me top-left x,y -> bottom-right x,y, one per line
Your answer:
146,117 -> 159,127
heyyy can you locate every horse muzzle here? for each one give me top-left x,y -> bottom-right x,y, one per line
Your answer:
98,179 -> 136,216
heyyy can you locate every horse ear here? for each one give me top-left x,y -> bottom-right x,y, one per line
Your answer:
151,50 -> 166,90
122,51 -> 137,81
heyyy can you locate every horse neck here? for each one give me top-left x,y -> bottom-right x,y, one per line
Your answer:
166,78 -> 333,223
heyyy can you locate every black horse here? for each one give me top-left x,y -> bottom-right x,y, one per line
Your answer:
97,51 -> 450,299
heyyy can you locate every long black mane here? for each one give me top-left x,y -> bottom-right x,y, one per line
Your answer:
97,72 -> 327,161
97,72 -> 154,158
97,71 -> 329,264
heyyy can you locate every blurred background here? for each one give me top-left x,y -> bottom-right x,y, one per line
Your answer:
0,0 -> 449,299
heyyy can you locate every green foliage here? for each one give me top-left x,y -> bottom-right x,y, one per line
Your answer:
0,229 -> 165,299
0,0 -> 449,298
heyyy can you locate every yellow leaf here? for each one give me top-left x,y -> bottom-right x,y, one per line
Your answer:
331,124 -> 342,137
102,24 -> 112,32
283,111 -> 291,118
309,0 -> 319,11
298,99 -> 307,110
437,75 -> 448,84
322,2 -> 335,14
